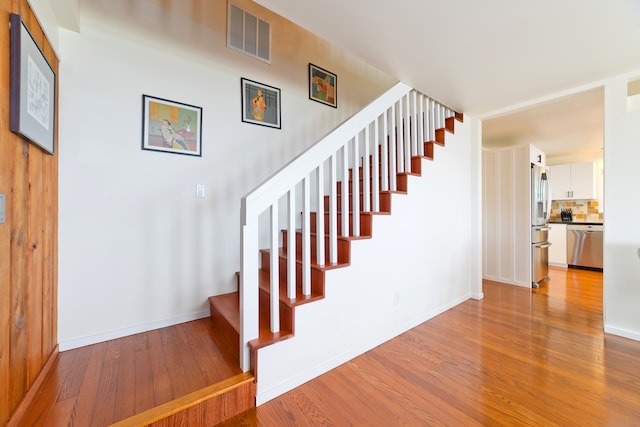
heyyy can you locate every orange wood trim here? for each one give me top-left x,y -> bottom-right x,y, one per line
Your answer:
7,346 -> 59,427
108,372 -> 255,427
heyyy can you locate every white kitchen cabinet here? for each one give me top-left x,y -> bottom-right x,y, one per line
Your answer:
548,223 -> 567,267
549,162 -> 596,200
550,164 -> 571,199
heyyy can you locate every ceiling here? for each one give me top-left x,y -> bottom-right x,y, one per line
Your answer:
482,88 -> 604,163
254,0 -> 640,159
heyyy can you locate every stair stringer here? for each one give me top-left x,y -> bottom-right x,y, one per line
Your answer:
254,117 -> 478,405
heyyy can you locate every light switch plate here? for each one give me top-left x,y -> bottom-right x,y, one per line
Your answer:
0,194 -> 5,224
196,184 -> 205,198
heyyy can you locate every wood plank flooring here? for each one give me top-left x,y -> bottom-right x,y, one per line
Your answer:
16,318 -> 242,426
224,267 -> 640,426
16,267 -> 640,426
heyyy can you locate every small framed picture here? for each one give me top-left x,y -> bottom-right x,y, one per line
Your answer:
241,78 -> 281,129
309,63 -> 337,108
9,13 -> 57,154
141,95 -> 202,157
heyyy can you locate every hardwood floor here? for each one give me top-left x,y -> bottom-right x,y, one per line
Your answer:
224,267 -> 640,426
16,267 -> 640,426
16,318 -> 243,426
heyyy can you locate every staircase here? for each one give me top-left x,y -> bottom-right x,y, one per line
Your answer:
209,82 -> 463,399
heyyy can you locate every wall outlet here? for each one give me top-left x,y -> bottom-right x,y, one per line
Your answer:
196,184 -> 205,198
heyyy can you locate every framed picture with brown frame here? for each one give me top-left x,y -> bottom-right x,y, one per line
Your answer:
309,63 -> 337,108
141,94 -> 202,157
9,13 -> 57,154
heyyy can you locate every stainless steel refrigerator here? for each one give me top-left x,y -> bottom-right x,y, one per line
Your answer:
531,164 -> 551,287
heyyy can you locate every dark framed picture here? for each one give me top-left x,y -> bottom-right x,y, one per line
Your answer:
9,13 -> 56,154
241,78 -> 281,129
309,63 -> 337,108
142,95 -> 202,157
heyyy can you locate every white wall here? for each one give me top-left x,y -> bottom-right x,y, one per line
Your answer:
603,75 -> 640,341
255,117 -> 480,404
57,0 -> 396,349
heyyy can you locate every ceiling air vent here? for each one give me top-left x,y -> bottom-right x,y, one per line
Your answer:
228,3 -> 271,63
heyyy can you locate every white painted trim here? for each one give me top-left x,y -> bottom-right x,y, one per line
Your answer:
482,276 -> 531,288
58,310 -> 210,351
470,292 -> 484,300
548,262 -> 568,268
477,66 -> 640,120
604,325 -> 640,342
255,294 -> 471,405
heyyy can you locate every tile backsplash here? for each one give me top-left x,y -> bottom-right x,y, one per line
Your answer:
550,199 -> 603,222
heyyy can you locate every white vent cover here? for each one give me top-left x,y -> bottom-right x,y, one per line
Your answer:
228,3 -> 271,63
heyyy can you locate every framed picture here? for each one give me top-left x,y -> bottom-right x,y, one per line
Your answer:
241,78 -> 281,129
9,13 -> 56,154
142,95 -> 202,157
309,63 -> 337,108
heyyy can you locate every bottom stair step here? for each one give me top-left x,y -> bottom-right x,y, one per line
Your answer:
110,372 -> 255,426
209,293 -> 241,362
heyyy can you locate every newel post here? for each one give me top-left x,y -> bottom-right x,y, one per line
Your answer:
240,198 -> 259,372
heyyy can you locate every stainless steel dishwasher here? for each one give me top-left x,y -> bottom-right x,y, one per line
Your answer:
567,224 -> 603,271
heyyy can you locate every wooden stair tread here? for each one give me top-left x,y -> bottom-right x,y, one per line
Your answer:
110,372 -> 255,426
209,292 -> 240,333
210,290 -> 294,352
248,329 -> 294,351
258,269 -> 325,306
261,247 -> 351,270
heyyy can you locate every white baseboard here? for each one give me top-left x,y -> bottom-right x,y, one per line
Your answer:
470,292 -> 484,300
549,262 -> 568,268
604,325 -> 640,342
58,310 -> 210,351
255,294 -> 470,405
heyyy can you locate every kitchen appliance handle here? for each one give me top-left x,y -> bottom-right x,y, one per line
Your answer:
534,242 -> 552,249
544,168 -> 552,221
533,226 -> 551,232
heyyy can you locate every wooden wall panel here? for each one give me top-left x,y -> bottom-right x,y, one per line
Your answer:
0,1 -> 14,421
1,0 -> 59,424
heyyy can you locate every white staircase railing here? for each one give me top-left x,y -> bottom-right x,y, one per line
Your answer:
239,82 -> 456,371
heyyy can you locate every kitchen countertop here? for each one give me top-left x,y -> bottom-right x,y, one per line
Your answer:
549,220 -> 603,226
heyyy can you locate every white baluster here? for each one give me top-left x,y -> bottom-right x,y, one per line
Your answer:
352,136 -> 360,237
405,93 -> 412,169
302,175 -> 311,296
411,91 -> 418,158
287,186 -> 296,300
381,111 -> 389,192
269,202 -> 280,332
389,103 -> 397,191
417,93 -> 424,156
427,97 -> 433,142
372,116 -> 380,212
362,126 -> 371,212
315,164 -> 325,266
397,97 -> 404,173
329,153 -> 337,264
340,144 -> 349,236
430,98 -> 436,140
